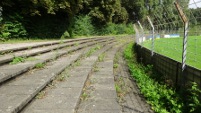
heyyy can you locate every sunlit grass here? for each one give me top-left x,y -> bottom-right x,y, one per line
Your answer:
143,36 -> 201,69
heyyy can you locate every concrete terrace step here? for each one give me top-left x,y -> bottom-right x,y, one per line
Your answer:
20,42 -> 116,113
0,38 -> 114,85
0,37 -> 112,65
0,37 -> 109,53
0,40 -> 116,113
76,44 -> 124,113
0,48 -> 87,113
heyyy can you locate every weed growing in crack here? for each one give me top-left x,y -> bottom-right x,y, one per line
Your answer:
98,53 -> 105,62
115,76 -> 127,102
71,60 -> 81,67
52,51 -> 59,61
74,60 -> 81,66
59,40 -> 64,44
36,91 -> 46,99
75,42 -> 79,46
57,74 -> 69,81
81,92 -> 88,101
10,56 -> 26,64
93,65 -> 99,72
57,70 -> 70,81
27,46 -> 32,50
35,63 -> 45,69
86,45 -> 101,57
113,63 -> 119,68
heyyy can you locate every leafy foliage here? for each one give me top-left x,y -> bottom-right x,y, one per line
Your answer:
124,43 -> 201,113
10,56 -> 26,64
183,82 -> 201,113
0,13 -> 27,40
1,0 -> 83,17
71,15 -> 95,37
82,0 -> 128,24
1,0 -> 179,39
99,22 -> 134,35
70,15 -> 134,37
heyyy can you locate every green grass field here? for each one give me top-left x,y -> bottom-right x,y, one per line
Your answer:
143,36 -> 201,69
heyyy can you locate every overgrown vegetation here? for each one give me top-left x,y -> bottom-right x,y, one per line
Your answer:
71,15 -> 134,37
0,0 -> 136,40
86,45 -> 101,57
35,63 -> 45,69
10,56 -> 26,64
124,43 -> 201,113
98,53 -> 105,62
71,15 -> 95,37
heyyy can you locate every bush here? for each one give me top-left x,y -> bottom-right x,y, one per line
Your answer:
71,15 -> 95,37
0,13 -> 27,40
99,23 -> 134,35
70,15 -> 134,37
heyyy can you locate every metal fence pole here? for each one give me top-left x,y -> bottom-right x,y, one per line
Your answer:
137,21 -> 145,45
174,1 -> 189,86
133,24 -> 140,44
147,16 -> 155,56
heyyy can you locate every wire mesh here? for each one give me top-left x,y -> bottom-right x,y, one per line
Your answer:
138,0 -> 201,70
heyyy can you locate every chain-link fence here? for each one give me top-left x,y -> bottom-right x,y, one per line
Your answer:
134,0 -> 201,88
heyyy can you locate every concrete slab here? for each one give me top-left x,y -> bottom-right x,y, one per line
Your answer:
77,43 -> 122,113
0,85 -> 40,95
77,109 -> 122,113
25,95 -> 78,109
0,39 -> 110,84
21,109 -> 74,113
47,87 -> 82,98
20,42 -> 114,113
97,66 -> 113,71
59,74 -> 88,88
96,61 -> 113,67
0,94 -> 30,112
0,37 -> 104,53
82,99 -> 121,110
91,89 -> 117,99
92,77 -> 115,85
0,49 -> 85,113
90,74 -> 113,79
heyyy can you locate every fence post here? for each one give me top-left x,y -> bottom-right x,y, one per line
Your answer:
174,1 -> 189,87
137,21 -> 145,45
133,24 -> 140,44
147,16 -> 155,56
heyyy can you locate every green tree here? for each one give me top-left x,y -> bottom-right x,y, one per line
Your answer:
122,0 -> 148,21
0,0 -> 83,18
88,0 -> 128,25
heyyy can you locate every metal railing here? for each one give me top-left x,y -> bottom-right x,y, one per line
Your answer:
134,0 -> 201,88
